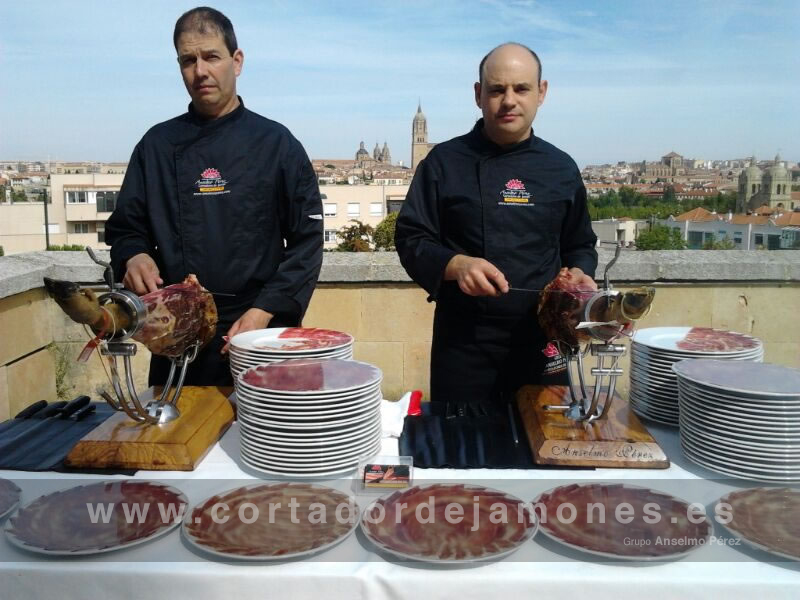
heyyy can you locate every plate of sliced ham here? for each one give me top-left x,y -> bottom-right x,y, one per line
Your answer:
183,483 -> 360,560
361,483 -> 537,563
4,481 -> 187,555
715,488 -> 800,561
534,483 -> 711,560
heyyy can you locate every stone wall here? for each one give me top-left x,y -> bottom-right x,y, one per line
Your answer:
0,250 -> 798,418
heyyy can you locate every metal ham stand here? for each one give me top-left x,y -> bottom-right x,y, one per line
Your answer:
86,248 -> 200,425
515,244 -> 669,469
543,243 -> 627,423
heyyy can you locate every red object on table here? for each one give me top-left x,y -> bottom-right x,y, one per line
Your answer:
407,390 -> 423,416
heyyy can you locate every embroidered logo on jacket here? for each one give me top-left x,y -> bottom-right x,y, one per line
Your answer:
194,168 -> 230,196
499,178 -> 532,204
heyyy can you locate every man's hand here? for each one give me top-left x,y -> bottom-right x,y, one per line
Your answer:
222,308 -> 274,354
568,267 -> 598,292
123,253 -> 163,294
444,255 -> 509,297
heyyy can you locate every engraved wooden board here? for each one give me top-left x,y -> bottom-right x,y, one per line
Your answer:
516,385 -> 669,469
65,386 -> 234,471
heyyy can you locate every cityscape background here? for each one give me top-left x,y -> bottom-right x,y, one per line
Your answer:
1,1 -> 798,254
1,0 -> 798,166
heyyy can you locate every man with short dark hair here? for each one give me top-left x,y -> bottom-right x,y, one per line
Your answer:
106,7 -> 323,386
396,42 -> 597,406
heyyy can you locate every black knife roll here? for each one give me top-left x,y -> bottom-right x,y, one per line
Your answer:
399,400 -> 538,469
0,400 -> 117,472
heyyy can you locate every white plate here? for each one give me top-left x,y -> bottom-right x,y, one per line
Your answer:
679,417 -> 800,452
237,360 -> 382,396
230,345 -> 353,358
673,360 -> 800,398
678,403 -> 800,435
242,424 -> 381,454
634,327 -> 762,354
236,381 -> 382,403
230,348 -> 354,365
238,406 -> 380,430
240,455 -> 364,479
237,391 -> 381,418
632,343 -> 764,362
679,385 -> 800,412
679,394 -> 800,426
680,439 -> 800,476
680,435 -> 800,470
231,327 -> 354,353
242,439 -> 381,473
239,413 -> 380,438
3,481 -> 187,556
681,445 -> 800,483
242,437 -> 381,467
182,483 -> 360,561
241,432 -> 381,463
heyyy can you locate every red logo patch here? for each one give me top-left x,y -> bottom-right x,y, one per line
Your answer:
542,342 -> 560,358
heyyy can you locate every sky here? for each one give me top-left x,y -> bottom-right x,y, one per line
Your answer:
0,0 -> 798,168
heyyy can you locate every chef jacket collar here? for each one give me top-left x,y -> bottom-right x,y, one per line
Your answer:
187,96 -> 246,128
468,118 -> 540,156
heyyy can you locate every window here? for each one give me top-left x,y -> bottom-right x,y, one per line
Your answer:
370,202 -> 383,217
66,191 -> 87,203
97,230 -> 105,244
347,203 -> 360,217
73,223 -> 89,234
754,234 -> 764,245
324,230 -> 338,243
323,203 -> 337,217
733,237 -> 742,244
96,191 -> 118,212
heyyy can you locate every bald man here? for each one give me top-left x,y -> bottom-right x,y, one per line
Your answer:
396,43 -> 598,409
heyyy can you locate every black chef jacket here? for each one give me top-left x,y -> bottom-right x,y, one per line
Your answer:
106,99 -> 323,386
396,120 -> 597,406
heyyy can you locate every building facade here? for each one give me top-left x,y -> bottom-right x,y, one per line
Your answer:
320,184 -> 409,248
0,173 -> 123,254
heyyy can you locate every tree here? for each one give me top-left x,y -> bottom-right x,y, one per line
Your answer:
661,185 -> 676,204
336,220 -> 374,252
11,189 -> 29,203
636,224 -> 687,250
373,212 -> 398,250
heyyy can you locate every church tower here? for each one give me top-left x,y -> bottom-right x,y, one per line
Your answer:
411,102 -> 429,171
737,155 -> 762,212
381,141 -> 392,165
762,153 -> 791,210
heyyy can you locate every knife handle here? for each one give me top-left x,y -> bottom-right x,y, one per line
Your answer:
59,395 -> 91,419
32,401 -> 68,419
14,400 -> 48,419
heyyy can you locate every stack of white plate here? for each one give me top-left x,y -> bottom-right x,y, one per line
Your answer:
673,359 -> 800,483
229,327 -> 354,380
236,358 -> 383,478
630,327 -> 763,426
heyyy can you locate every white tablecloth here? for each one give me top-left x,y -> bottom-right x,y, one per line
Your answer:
1,420 -> 799,600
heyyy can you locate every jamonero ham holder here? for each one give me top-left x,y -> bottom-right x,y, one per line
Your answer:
43,248 -> 233,471
517,243 -> 669,468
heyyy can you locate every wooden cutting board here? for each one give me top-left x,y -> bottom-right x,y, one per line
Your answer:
65,386 -> 234,471
516,385 -> 669,469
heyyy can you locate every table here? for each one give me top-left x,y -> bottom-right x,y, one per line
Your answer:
1,420 -> 799,600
